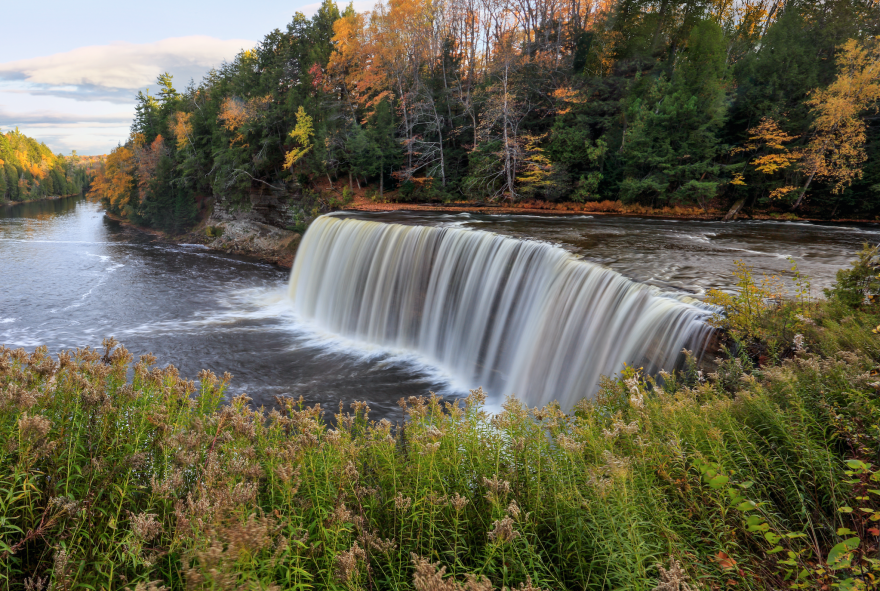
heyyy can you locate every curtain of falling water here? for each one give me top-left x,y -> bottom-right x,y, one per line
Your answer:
288,216 -> 713,409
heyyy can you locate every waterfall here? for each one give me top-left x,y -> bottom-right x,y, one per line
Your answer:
288,215 -> 713,409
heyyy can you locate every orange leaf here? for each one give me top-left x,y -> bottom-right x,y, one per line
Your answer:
869,527 -> 880,536
716,551 -> 737,569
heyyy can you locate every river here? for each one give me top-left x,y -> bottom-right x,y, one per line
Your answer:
2,196 -> 878,417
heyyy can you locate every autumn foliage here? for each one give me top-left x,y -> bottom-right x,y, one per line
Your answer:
86,0 -> 880,229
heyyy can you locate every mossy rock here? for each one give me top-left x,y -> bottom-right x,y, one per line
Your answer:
205,225 -> 224,238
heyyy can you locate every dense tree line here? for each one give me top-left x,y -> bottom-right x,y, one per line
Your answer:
0,129 -> 91,203
91,0 -> 880,231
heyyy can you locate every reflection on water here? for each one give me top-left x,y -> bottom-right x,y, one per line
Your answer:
2,199 -> 877,418
0,197 -> 454,420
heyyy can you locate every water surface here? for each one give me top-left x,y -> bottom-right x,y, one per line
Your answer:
2,198 -> 877,417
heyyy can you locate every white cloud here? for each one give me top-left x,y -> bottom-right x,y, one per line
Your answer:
0,36 -> 255,103
0,107 -> 132,128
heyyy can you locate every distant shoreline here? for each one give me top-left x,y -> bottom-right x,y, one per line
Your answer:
1,193 -> 80,207
340,198 -> 880,225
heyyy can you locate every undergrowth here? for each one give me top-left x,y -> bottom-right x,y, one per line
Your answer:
2,252 -> 880,590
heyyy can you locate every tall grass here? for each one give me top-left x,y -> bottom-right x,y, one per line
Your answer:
1,271 -> 879,589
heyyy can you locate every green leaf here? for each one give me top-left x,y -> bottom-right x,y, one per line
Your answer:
837,528 -> 855,535
737,500 -> 757,512
739,480 -> 754,489
768,546 -> 784,554
846,459 -> 868,471
746,515 -> 764,526
838,506 -> 853,513
827,537 -> 859,570
708,475 -> 729,489
765,532 -> 782,544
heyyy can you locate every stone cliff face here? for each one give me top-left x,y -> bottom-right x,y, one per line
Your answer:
211,185 -> 303,228
201,186 -> 310,268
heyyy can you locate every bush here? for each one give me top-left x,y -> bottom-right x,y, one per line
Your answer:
825,243 -> 880,309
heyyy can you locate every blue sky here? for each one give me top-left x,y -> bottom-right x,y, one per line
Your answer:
0,0 -> 366,155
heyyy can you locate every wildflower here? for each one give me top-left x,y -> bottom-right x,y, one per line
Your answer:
602,450 -> 631,475
23,577 -> 46,591
49,496 -> 81,516
334,541 -> 366,584
630,391 -> 645,409
795,314 -> 815,326
343,461 -> 359,482
411,554 -> 493,591
330,502 -> 353,525
394,493 -> 412,512
18,412 -> 51,441
482,474 -> 511,496
467,386 -> 487,406
653,556 -> 694,591
488,515 -> 520,543
129,512 -> 163,543
793,333 -> 807,353
506,499 -> 521,518
52,548 -> 70,585
449,492 -> 469,511
360,530 -> 397,553
125,581 -> 168,591
556,433 -> 584,453
602,419 -> 639,439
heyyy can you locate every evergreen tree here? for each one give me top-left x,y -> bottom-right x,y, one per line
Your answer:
620,19 -> 730,208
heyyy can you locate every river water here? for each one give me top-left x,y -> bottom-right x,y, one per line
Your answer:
2,196 -> 878,416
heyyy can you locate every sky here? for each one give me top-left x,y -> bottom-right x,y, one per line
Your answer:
0,0 -> 368,155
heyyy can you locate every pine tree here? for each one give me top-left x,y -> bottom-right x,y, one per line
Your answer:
620,19 -> 730,209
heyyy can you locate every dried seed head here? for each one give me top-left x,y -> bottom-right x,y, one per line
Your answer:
394,493 -> 412,512
411,554 -> 493,591
129,512 -> 163,543
18,412 -> 52,441
506,499 -> 521,519
334,541 -> 366,583
488,516 -> 520,543
449,492 -> 470,512
653,556 -> 694,591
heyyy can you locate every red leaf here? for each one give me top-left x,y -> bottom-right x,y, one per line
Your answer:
869,527 -> 880,536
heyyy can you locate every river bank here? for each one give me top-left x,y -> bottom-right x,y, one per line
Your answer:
1,192 -> 80,207
104,210 -> 302,268
342,195 -> 880,223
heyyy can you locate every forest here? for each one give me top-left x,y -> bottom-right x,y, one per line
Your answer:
0,129 -> 92,203
90,0 -> 880,232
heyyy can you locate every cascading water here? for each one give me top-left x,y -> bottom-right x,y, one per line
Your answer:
288,215 -> 713,409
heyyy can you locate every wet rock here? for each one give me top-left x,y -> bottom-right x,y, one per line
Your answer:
206,219 -> 301,268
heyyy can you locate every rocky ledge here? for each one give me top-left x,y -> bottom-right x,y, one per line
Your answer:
195,219 -> 301,268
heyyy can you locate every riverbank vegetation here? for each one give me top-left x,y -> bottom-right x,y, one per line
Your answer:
0,129 -> 95,204
88,0 -> 880,233
2,252 -> 880,590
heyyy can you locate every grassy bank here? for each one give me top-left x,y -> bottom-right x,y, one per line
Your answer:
2,257 -> 880,590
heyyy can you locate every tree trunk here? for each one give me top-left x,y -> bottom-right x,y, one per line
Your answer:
791,170 -> 816,210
